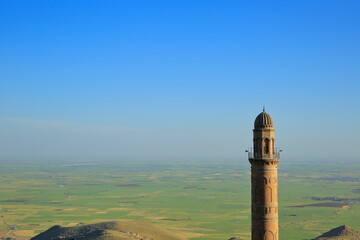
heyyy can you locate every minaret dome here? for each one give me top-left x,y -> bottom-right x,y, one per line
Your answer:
254,110 -> 274,129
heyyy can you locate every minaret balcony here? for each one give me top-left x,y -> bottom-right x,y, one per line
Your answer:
246,148 -> 282,160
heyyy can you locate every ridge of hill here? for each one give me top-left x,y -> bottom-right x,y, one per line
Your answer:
0,217 -> 13,239
312,225 -> 360,240
31,220 -> 186,240
0,217 -> 9,233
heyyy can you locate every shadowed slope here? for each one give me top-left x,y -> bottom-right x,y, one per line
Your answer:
313,225 -> 360,240
31,221 -> 186,240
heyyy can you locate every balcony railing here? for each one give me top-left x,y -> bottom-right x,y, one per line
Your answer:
245,148 -> 282,159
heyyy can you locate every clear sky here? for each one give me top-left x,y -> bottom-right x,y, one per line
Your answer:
0,0 -> 359,162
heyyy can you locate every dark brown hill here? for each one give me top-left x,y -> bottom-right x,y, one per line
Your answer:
312,225 -> 360,240
31,220 -> 186,240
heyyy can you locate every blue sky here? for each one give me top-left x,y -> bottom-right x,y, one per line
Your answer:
0,0 -> 359,162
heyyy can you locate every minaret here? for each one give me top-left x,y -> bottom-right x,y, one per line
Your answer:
247,108 -> 280,240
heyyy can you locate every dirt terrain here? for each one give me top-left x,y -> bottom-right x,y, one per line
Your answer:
312,225 -> 360,240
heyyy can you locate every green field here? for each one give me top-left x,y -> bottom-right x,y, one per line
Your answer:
0,160 -> 359,240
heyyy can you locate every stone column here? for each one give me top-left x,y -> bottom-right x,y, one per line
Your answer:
250,159 -> 279,240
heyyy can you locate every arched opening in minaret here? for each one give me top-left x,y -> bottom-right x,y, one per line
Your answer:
264,138 -> 270,154
255,138 -> 262,158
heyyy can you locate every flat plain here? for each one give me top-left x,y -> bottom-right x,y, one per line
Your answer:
0,160 -> 359,240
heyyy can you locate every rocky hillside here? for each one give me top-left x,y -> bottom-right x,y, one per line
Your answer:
31,220 -> 186,240
312,225 -> 360,240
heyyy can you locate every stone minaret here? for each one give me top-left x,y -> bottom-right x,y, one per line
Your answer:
247,108 -> 280,240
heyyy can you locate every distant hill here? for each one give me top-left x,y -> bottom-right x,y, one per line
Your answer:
312,225 -> 360,240
31,220 -> 186,240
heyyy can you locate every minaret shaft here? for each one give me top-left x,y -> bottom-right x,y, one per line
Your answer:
250,159 -> 279,240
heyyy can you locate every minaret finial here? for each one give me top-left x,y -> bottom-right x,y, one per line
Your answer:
263,105 -> 265,112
